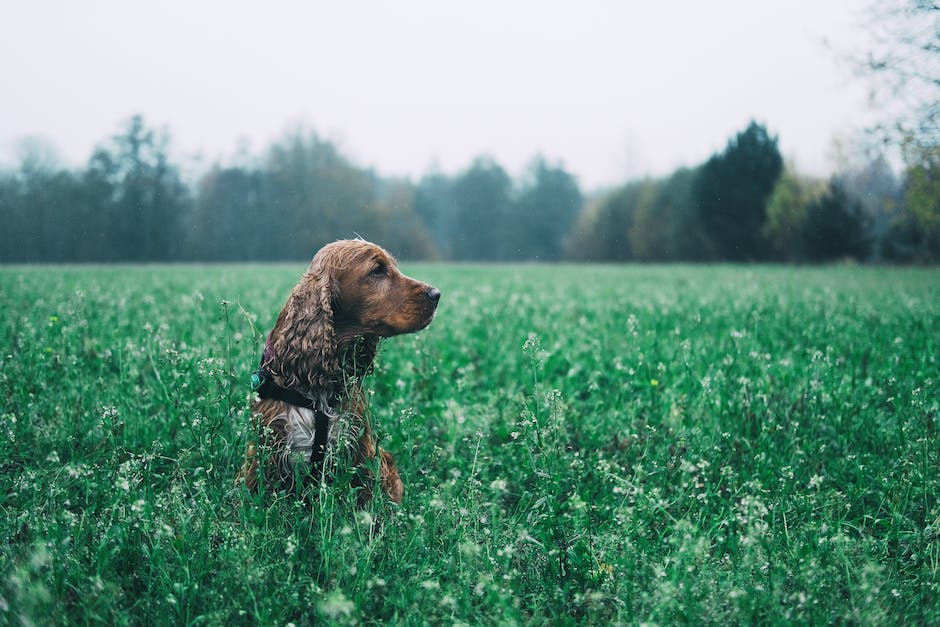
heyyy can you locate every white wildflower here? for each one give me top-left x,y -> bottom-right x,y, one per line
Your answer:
319,590 -> 354,620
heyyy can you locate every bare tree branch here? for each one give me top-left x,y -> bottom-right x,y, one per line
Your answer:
852,0 -> 940,146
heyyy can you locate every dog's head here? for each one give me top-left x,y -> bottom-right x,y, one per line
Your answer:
267,239 -> 440,393
323,239 -> 440,338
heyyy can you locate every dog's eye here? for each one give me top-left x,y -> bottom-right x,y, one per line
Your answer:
370,263 -> 387,277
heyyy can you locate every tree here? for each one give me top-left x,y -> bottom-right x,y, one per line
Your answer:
566,188 -> 635,261
763,167 -> 827,261
371,179 -> 438,260
512,157 -> 583,261
799,181 -> 871,262
695,121 -> 783,260
854,1 -> 940,148
263,130 -> 378,259
0,141 -> 89,262
87,115 -> 191,261
452,157 -> 513,260
630,168 -> 704,261
568,171 -> 703,262
414,171 -> 458,258
901,142 -> 940,261
832,153 -> 904,263
0,171 -> 18,261
188,165 -> 268,260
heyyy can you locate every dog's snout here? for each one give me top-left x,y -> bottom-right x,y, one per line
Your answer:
426,287 -> 441,304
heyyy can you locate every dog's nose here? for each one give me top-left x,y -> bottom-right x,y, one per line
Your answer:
427,287 -> 441,304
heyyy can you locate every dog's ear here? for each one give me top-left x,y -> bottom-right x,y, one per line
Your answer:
269,253 -> 339,394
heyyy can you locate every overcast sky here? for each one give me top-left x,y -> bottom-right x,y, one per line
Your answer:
1,0 -> 873,190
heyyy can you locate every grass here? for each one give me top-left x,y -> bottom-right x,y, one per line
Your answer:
0,262 -> 938,625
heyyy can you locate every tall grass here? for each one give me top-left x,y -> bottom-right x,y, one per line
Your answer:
1,263 -> 938,624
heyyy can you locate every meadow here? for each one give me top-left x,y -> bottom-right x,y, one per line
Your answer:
0,262 -> 938,625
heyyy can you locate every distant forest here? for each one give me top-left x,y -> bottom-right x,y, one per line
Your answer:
1,115 -> 938,264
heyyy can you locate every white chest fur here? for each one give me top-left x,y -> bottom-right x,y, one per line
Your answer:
281,405 -> 344,463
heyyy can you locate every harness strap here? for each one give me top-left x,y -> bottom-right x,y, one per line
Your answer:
252,366 -> 330,466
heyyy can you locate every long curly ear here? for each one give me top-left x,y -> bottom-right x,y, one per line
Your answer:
268,254 -> 339,395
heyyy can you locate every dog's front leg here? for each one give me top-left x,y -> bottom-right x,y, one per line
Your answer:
353,427 -> 403,506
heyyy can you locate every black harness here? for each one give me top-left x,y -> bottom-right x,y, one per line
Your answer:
252,363 -> 330,466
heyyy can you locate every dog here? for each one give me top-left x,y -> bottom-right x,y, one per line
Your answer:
236,239 -> 440,505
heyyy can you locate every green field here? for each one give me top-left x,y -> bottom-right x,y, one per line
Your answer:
1,263 -> 938,624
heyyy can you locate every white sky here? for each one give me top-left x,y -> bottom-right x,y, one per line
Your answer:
0,0 -> 873,190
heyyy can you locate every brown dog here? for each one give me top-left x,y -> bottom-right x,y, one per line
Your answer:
236,239 -> 440,505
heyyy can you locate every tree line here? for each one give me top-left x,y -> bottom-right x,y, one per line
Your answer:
571,123 -> 939,263
1,115 -> 938,264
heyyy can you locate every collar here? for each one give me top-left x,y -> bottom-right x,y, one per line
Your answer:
252,366 -> 317,409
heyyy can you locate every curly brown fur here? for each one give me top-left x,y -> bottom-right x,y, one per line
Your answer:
236,239 -> 440,505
